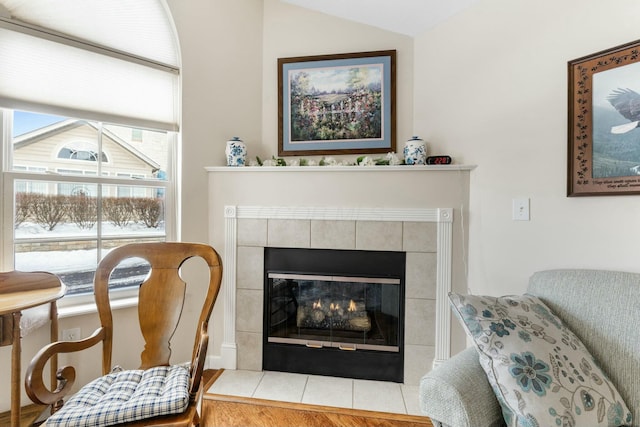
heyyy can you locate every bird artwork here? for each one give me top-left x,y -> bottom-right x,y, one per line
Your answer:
607,88 -> 640,134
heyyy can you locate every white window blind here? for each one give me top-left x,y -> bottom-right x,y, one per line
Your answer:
0,0 -> 180,131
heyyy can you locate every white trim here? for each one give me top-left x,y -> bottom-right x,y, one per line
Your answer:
434,213 -> 453,368
218,206 -> 239,369
205,165 -> 476,173
57,296 -> 139,318
235,205 -> 449,223
216,205 -> 453,371
0,111 -> 8,269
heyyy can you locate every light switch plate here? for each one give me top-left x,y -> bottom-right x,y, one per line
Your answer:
512,198 -> 530,221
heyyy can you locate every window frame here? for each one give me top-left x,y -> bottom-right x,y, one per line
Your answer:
0,111 -> 179,309
0,0 -> 181,311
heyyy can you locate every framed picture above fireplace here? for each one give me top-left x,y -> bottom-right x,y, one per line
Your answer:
278,50 -> 396,157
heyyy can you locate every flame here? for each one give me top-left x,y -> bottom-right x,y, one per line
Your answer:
312,299 -> 322,309
348,300 -> 356,312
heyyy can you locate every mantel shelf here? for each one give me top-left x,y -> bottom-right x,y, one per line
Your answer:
205,165 -> 476,173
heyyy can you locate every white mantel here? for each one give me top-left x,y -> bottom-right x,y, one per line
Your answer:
206,165 -> 474,384
205,165 -> 475,172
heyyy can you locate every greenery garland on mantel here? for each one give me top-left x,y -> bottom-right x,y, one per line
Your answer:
251,152 -> 402,167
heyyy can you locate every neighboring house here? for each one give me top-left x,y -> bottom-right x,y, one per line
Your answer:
13,119 -> 163,198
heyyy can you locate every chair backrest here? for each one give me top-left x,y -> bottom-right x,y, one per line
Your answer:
93,242 -> 223,391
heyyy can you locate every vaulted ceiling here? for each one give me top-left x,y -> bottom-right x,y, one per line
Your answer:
280,0 -> 480,37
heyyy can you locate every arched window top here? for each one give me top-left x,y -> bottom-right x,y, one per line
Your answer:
0,0 -> 180,131
57,142 -> 108,163
0,0 -> 179,67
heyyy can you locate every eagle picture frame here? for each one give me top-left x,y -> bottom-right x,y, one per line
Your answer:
568,39 -> 640,196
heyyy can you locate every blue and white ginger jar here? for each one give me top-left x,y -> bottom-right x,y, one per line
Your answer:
403,136 -> 427,165
225,136 -> 247,166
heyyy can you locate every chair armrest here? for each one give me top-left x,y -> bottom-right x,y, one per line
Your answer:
419,347 -> 505,427
25,327 -> 106,406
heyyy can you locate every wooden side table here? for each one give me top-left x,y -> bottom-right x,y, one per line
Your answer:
0,271 -> 65,427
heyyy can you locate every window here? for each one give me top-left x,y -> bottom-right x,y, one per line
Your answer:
58,145 -> 108,162
7,111 -> 174,296
0,1 -> 180,300
131,128 -> 144,142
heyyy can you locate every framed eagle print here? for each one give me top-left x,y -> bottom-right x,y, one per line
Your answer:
568,39 -> 640,196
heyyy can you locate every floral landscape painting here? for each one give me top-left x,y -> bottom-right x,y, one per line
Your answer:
289,65 -> 382,142
278,50 -> 395,156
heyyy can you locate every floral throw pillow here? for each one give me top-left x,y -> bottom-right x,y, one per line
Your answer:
449,293 -> 632,427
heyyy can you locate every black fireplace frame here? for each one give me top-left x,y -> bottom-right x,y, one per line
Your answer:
263,247 -> 405,383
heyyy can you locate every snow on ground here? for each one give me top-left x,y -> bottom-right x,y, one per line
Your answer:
14,221 -> 163,284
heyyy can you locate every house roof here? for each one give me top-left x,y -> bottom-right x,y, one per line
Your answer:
13,119 -> 161,171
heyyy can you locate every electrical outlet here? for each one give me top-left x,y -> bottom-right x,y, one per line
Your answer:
62,327 -> 81,341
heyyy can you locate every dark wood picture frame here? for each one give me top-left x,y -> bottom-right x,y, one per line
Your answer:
568,39 -> 640,196
278,50 -> 396,157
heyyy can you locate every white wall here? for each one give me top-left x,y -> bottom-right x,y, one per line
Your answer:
168,0 -> 264,244
260,0 -> 414,160
414,0 -> 640,296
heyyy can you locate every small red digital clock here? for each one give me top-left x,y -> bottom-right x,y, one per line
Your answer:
426,155 -> 452,165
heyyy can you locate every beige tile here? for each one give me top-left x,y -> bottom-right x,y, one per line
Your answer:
253,371 -> 307,403
238,219 -> 267,246
404,344 -> 435,385
401,384 -> 424,416
267,219 -> 310,248
208,369 -> 426,416
237,246 -> 264,290
207,369 -> 264,397
310,220 -> 356,249
355,221 -> 402,251
353,380 -> 406,414
236,332 -> 262,371
236,289 -> 262,333
404,299 -> 436,345
302,375 -> 353,409
405,252 -> 437,299
403,222 -> 437,252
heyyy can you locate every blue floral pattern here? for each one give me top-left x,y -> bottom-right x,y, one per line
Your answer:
225,137 -> 247,166
509,352 -> 552,396
449,293 -> 632,427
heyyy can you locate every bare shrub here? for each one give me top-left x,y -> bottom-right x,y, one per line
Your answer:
103,197 -> 134,227
31,194 -> 68,231
14,192 -> 33,228
68,194 -> 97,229
133,197 -> 163,228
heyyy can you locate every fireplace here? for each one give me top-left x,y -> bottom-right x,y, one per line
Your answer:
206,198 -> 459,385
263,247 -> 405,382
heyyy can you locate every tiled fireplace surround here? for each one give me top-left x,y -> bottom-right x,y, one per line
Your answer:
206,166 -> 472,386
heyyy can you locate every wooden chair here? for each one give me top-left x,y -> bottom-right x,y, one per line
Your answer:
25,242 -> 223,427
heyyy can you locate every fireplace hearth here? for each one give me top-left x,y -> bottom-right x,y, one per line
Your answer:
263,247 -> 405,382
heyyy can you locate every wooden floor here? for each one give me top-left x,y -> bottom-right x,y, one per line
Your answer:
1,370 -> 432,427
0,403 -> 47,427
202,370 -> 433,427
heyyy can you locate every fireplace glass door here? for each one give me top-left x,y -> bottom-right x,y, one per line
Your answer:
268,273 -> 400,352
263,247 -> 405,382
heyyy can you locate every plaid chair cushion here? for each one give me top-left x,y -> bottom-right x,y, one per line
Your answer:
44,365 -> 190,427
